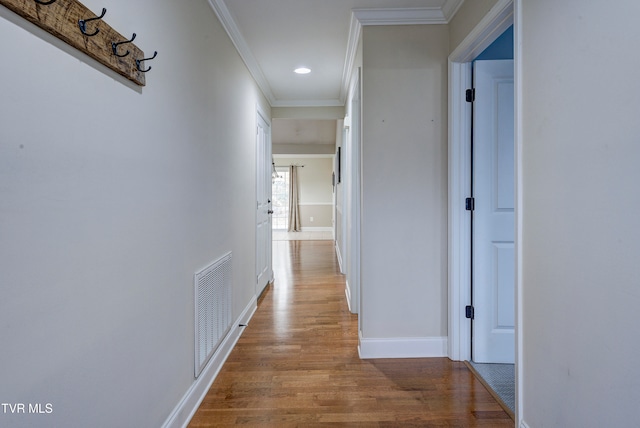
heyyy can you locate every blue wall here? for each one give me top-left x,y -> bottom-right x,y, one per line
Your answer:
475,25 -> 513,60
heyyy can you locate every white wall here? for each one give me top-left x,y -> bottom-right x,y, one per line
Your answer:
273,143 -> 335,155
520,0 -> 640,426
272,106 -> 344,120
0,1 -> 268,426
360,25 -> 449,355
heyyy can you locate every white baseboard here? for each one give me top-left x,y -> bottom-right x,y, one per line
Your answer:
520,421 -> 530,428
300,226 -> 333,232
344,279 -> 352,312
358,332 -> 448,359
162,297 -> 258,428
335,242 -> 344,272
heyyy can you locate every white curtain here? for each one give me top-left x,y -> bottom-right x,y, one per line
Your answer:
287,165 -> 301,232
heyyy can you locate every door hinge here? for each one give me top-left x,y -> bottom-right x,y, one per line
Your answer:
465,197 -> 475,211
465,88 -> 475,102
465,305 -> 474,319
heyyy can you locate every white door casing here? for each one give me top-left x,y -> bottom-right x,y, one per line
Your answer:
256,107 -> 272,296
340,125 -> 348,275
346,68 -> 361,316
472,59 -> 515,363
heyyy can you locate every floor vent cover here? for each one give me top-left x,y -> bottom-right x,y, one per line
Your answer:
194,252 -> 232,377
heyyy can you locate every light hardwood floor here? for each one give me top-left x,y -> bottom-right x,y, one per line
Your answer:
272,230 -> 333,241
189,240 -> 512,427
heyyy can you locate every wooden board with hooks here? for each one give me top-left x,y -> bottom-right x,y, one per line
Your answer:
0,0 -> 150,86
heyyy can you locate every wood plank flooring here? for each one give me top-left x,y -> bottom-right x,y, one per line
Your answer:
189,240 -> 513,427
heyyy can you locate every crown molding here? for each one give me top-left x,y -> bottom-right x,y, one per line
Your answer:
352,1 -> 466,27
271,98 -> 344,108
207,0 -> 276,105
352,7 -> 447,26
209,1 -> 466,108
339,13 -> 363,105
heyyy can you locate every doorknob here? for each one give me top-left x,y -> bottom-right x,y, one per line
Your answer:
267,210 -> 274,214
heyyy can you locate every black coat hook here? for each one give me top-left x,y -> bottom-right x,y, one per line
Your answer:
78,8 -> 106,37
34,0 -> 57,5
112,33 -> 137,58
136,51 -> 157,73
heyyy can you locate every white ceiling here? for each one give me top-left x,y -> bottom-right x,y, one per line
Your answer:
209,0 -> 464,107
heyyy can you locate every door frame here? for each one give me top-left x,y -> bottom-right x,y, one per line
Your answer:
448,0 -> 524,420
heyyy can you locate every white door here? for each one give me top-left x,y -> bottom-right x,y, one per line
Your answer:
256,108 -> 272,296
472,60 -> 515,363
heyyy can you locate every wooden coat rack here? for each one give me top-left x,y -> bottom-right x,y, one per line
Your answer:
0,0 -> 156,86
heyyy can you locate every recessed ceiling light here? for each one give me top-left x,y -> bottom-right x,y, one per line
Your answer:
294,67 -> 311,74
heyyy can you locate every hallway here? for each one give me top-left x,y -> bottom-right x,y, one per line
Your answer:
188,241 -> 512,426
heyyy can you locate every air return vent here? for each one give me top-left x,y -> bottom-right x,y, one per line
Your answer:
194,252 -> 232,378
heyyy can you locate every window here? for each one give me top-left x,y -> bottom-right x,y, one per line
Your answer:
272,168 -> 289,230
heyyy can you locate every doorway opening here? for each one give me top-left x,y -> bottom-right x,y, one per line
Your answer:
468,28 -> 515,419
447,0 -> 519,421
471,39 -> 515,364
